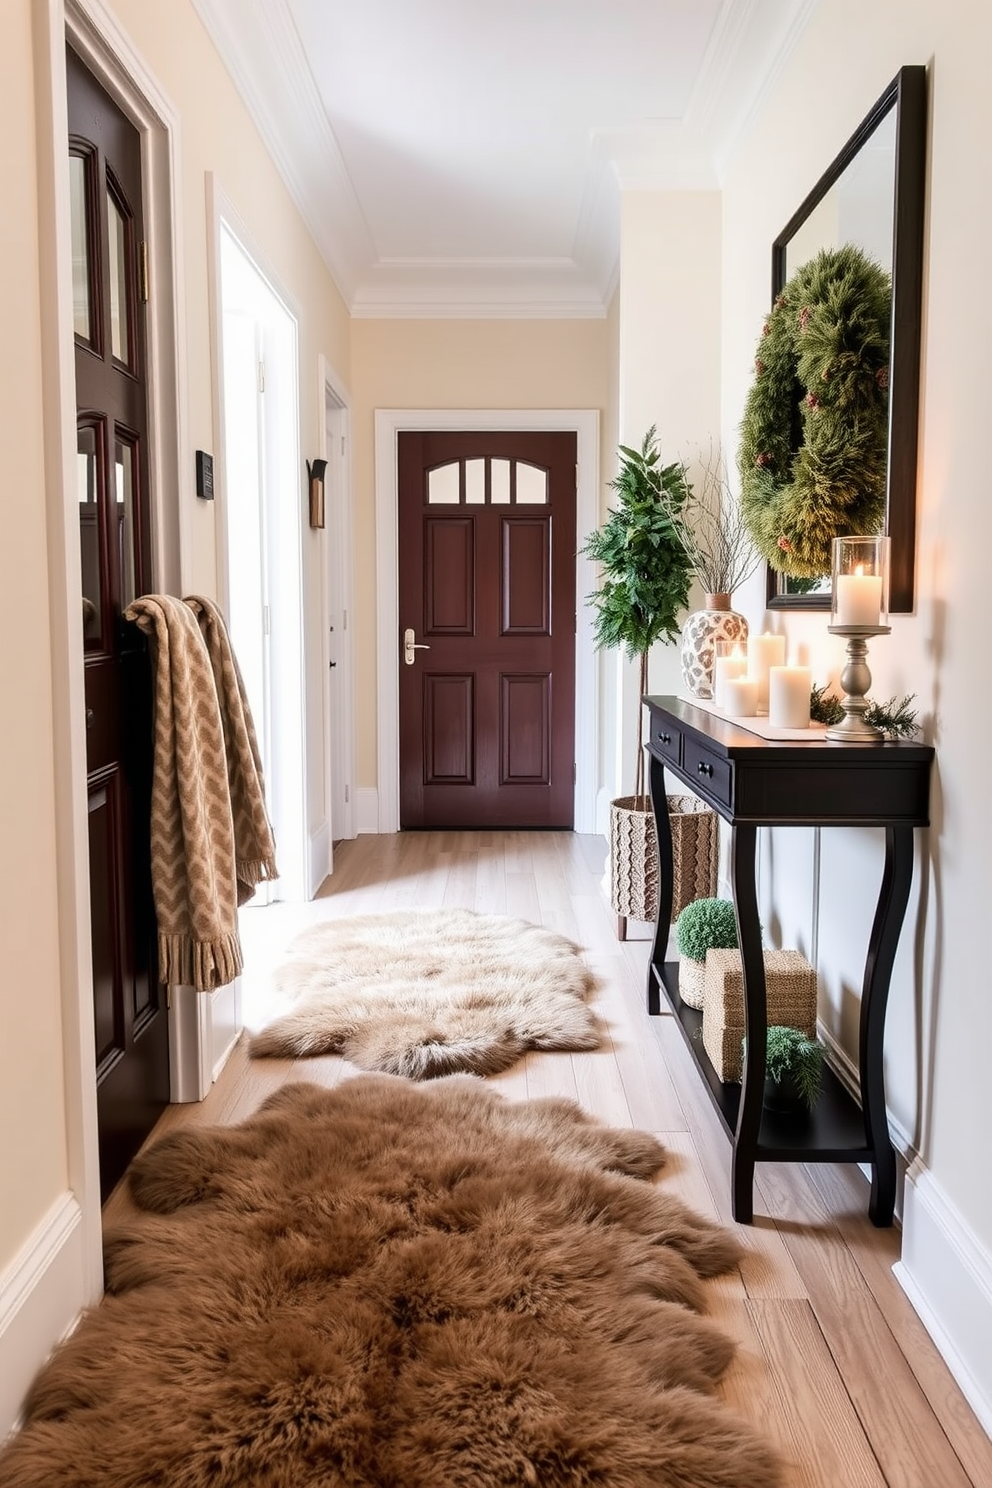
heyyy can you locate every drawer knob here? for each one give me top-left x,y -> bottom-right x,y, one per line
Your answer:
659,732 -> 671,744
697,761 -> 713,778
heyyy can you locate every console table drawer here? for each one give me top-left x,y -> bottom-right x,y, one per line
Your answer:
683,737 -> 733,810
650,716 -> 682,766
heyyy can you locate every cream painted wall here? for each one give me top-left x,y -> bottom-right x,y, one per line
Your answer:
99,0 -> 351,871
2,0 -> 353,1427
0,0 -> 71,1271
722,0 -> 992,1260
615,192 -> 722,797
349,317 -> 611,787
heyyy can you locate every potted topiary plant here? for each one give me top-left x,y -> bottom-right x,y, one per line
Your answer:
759,1025 -> 825,1113
582,428 -> 716,939
675,897 -> 738,1010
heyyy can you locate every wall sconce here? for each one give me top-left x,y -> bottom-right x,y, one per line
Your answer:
307,458 -> 327,529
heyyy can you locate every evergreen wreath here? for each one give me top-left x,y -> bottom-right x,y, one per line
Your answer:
739,244 -> 892,579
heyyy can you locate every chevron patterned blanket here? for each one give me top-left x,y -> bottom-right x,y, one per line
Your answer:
185,594 -> 277,907
124,594 -> 276,992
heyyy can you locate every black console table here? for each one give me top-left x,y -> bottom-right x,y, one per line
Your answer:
644,695 -> 933,1226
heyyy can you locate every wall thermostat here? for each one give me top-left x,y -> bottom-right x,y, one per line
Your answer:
195,450 -> 214,500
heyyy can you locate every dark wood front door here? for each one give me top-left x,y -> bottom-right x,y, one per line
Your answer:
398,431 -> 576,829
67,44 -> 169,1199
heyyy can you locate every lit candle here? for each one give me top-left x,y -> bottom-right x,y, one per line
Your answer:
768,665 -> 812,729
836,564 -> 882,626
713,645 -> 747,708
724,676 -> 760,717
746,632 -> 786,713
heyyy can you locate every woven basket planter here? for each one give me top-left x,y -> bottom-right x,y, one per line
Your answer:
678,956 -> 707,1009
609,794 -> 718,935
702,948 -> 818,1082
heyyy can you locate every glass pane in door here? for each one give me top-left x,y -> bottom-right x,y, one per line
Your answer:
69,153 -> 93,343
114,434 -> 138,610
490,459 -> 511,504
107,188 -> 131,365
465,458 -> 485,504
427,462 -> 460,504
77,422 -> 104,647
515,462 -> 549,503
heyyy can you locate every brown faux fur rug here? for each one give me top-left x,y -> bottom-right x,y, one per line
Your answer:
0,1078 -> 783,1488
248,907 -> 603,1078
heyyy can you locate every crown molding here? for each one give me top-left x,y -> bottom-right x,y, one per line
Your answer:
190,0 -> 818,318
351,259 -> 607,320
190,0 -> 373,304
710,0 -> 823,181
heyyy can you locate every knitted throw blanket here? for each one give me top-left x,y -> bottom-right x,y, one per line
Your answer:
124,596 -> 244,992
185,595 -> 278,906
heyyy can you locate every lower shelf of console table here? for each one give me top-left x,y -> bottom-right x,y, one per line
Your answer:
654,960 -> 871,1161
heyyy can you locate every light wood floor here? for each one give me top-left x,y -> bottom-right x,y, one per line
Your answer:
111,831 -> 992,1488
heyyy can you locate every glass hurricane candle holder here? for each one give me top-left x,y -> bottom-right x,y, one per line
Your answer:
827,535 -> 892,742
831,535 -> 890,628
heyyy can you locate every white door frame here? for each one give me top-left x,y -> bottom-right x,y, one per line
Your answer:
206,181 -> 307,907
374,409 -> 599,835
38,0 -> 191,1298
318,357 -> 356,858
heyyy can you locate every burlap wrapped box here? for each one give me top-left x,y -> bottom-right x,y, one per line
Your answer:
702,948 -> 817,1082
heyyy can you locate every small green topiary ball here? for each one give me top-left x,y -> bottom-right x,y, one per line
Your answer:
676,898 -> 738,961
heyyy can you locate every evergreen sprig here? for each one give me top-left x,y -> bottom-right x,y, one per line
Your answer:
764,1027 -> 824,1109
863,694 -> 920,739
809,684 -> 919,738
809,683 -> 844,726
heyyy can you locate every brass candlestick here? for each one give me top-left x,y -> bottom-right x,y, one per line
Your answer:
825,624 -> 891,742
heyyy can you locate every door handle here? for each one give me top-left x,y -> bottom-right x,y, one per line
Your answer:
403,627 -> 431,666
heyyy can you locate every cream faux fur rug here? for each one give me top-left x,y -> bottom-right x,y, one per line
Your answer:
248,907 -> 602,1077
0,1077 -> 783,1488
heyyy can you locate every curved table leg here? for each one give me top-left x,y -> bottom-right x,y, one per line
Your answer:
862,824 -> 914,1227
731,823 -> 765,1225
645,751 -> 674,1015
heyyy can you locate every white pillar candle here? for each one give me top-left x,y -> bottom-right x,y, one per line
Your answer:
724,677 -> 760,717
768,665 -> 812,729
713,647 -> 747,708
746,632 -> 786,713
836,566 -> 883,626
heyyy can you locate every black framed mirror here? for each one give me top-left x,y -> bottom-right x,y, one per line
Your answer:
766,65 -> 927,612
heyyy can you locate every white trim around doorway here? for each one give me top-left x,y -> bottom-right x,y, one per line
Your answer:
374,409 -> 600,835
31,0 -> 191,1326
318,356 -> 356,860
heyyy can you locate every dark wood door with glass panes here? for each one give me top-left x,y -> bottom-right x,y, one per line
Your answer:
67,44 -> 169,1198
398,431 -> 576,829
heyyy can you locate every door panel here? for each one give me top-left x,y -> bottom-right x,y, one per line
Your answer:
398,430 -> 576,828
68,44 -> 169,1199
501,674 -> 551,783
424,675 -> 474,784
426,519 -> 474,632
502,518 -> 550,633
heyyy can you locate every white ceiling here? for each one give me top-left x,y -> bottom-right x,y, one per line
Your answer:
192,0 -> 818,316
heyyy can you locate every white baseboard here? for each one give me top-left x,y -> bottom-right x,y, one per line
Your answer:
595,785 -> 612,840
894,1161 -> 992,1439
356,787 -> 380,834
0,1194 -> 87,1438
208,978 -> 242,1082
169,978 -> 241,1103
308,820 -> 330,897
